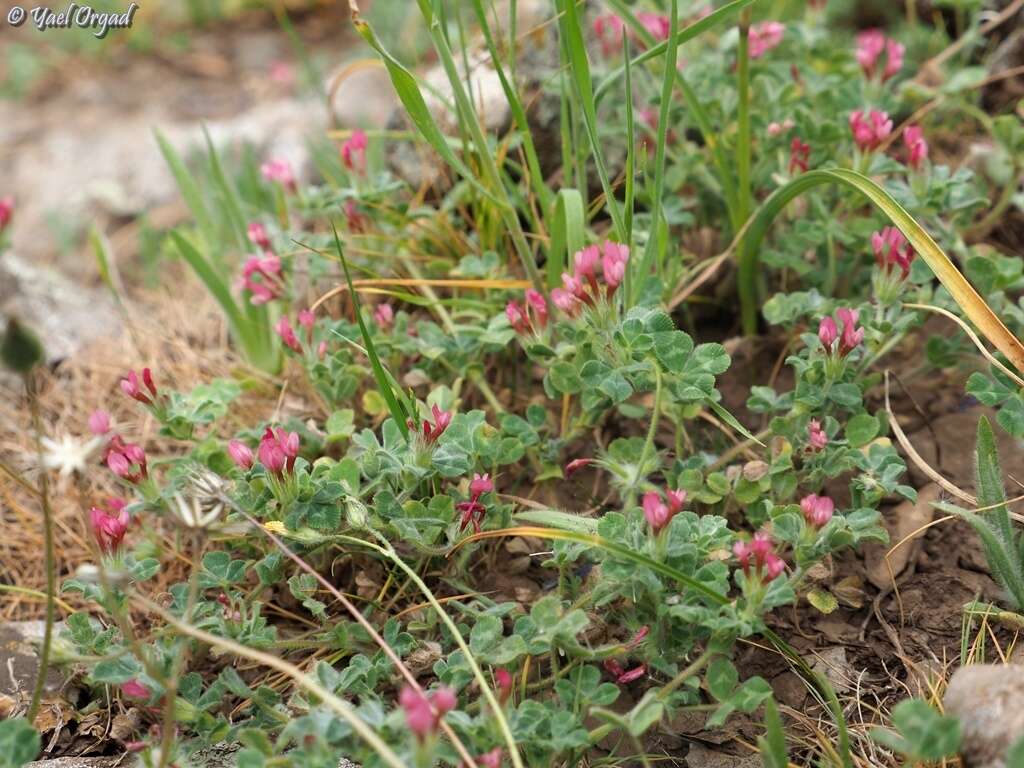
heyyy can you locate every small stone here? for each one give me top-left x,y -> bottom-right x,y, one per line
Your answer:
943,663 -> 1024,768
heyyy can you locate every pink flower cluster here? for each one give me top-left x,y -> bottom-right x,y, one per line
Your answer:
849,109 -> 893,152
106,435 -> 148,484
551,241 -> 630,317
228,440 -> 255,470
855,29 -> 904,82
603,656 -> 646,685
411,404 -> 452,446
399,685 -> 457,741
458,473 -> 494,534
241,254 -> 284,305
733,531 -> 785,583
593,12 -> 670,57
749,21 -> 784,59
506,289 -> 547,335
120,368 -> 159,406
494,667 -> 514,705
807,419 -> 828,451
800,493 -> 834,528
258,427 -> 300,474
818,307 -> 864,357
903,124 -> 928,170
260,158 -> 296,192
0,196 -> 13,232
789,137 -> 810,174
374,302 -> 394,330
121,679 -> 150,699
90,497 -> 130,554
276,309 -> 325,358
340,129 -> 368,175
642,488 -> 687,532
871,226 -> 916,278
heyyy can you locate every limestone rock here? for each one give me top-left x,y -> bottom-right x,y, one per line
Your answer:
944,663 -> 1024,768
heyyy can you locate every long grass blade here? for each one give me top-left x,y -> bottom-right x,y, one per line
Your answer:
332,223 -> 411,440
548,189 -> 585,288
737,168 -> 1024,374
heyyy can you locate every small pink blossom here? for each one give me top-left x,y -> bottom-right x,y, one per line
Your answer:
601,241 -> 630,291
666,489 -> 687,514
807,419 -> 828,451
120,679 -> 150,699
506,301 -> 531,335
317,340 -> 328,359
260,158 -> 296,191
789,137 -> 810,174
240,255 -> 284,305
593,14 -> 626,58
106,437 -> 148,483
494,668 -> 513,705
298,309 -> 315,330
749,21 -> 784,59
344,199 -> 369,233
734,531 -> 786,583
0,196 -> 13,232
417,404 -> 452,445
269,60 -> 294,86
247,222 -> 271,252
642,491 -> 674,532
476,748 -> 504,768
849,109 -> 893,152
120,368 -> 158,406
551,288 -> 581,317
564,457 -> 593,477
340,129 -> 369,174
524,289 -> 549,330
470,473 -> 494,498
400,686 -> 456,741
275,316 -> 302,353
374,303 -> 394,330
573,245 -> 601,280
883,38 -> 904,81
603,657 -> 646,685
818,316 -> 838,351
871,226 -> 915,278
855,29 -> 886,78
258,427 -> 299,475
903,124 -> 928,170
637,12 -> 670,41
90,497 -> 130,554
767,119 -> 794,137
228,440 -> 254,470
836,307 -> 864,355
88,409 -> 112,436
800,493 -> 835,527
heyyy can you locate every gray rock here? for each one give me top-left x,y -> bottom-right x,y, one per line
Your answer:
943,663 -> 1024,768
0,254 -> 119,369
0,621 -> 68,702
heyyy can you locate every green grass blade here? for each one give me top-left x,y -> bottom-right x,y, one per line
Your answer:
351,17 -> 503,208
171,231 -> 246,338
89,225 -> 124,305
737,168 -> 1024,374
604,0 -> 742,231
548,189 -> 585,289
757,696 -> 788,768
975,415 -> 1016,554
331,223 -> 410,441
202,125 -> 249,252
634,0 -> 678,299
935,500 -> 1024,610
155,130 -> 217,249
470,0 -> 552,216
594,0 -> 758,103
554,0 -> 626,243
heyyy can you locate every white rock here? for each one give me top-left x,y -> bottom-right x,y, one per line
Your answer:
944,663 -> 1024,768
